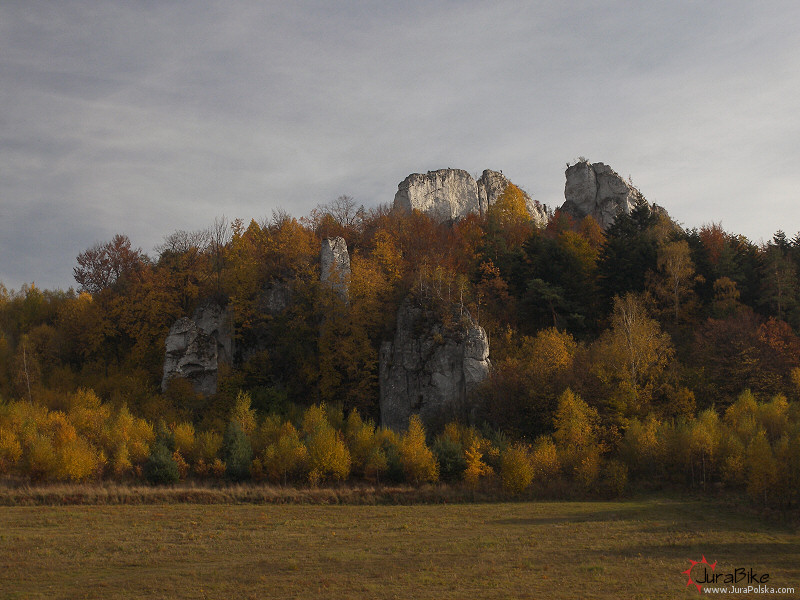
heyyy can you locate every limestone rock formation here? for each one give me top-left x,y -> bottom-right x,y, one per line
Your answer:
394,168 -> 546,225
477,169 -> 548,227
162,301 -> 233,396
320,237 -> 351,302
394,169 -> 480,223
561,160 -> 646,228
379,298 -> 491,431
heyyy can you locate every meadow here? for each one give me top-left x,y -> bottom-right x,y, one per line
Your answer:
1,493 -> 797,599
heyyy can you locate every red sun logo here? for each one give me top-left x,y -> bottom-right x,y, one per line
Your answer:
683,555 -> 717,594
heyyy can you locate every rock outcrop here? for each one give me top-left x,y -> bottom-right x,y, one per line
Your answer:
477,169 -> 548,227
394,168 -> 546,225
379,298 -> 491,431
162,301 -> 233,396
561,160 -> 646,228
394,169 -> 480,223
320,237 -> 351,302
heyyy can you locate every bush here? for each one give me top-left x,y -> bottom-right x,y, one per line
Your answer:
432,435 -> 466,482
306,426 -> 351,483
144,442 -> 180,485
500,443 -> 534,495
222,421 -> 253,481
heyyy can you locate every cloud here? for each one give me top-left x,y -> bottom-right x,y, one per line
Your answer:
2,1 -> 799,290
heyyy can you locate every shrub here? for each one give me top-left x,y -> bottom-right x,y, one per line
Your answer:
530,435 -> 560,482
222,421 -> 253,481
305,426 -> 350,483
172,422 -> 195,457
432,435 -> 466,482
261,422 -> 308,484
500,443 -> 534,495
56,437 -> 105,482
194,430 -> 223,463
144,442 -> 180,485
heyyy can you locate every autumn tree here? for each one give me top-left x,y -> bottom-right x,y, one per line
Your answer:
398,415 -> 438,484
73,234 -> 146,295
500,443 -> 534,495
649,239 -> 699,322
591,293 -> 674,417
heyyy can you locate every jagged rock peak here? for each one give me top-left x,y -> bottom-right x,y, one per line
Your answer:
320,237 -> 351,302
161,300 -> 233,396
394,168 -> 546,225
379,297 -> 491,431
561,160 -> 647,229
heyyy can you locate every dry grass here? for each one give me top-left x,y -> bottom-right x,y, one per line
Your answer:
0,481 -> 500,506
0,496 -> 797,599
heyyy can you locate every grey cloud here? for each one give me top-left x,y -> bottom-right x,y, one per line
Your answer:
2,1 -> 800,289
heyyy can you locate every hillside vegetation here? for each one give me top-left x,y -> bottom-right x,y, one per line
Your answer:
2,190 -> 800,506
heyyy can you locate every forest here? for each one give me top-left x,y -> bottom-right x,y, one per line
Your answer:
1,186 -> 799,507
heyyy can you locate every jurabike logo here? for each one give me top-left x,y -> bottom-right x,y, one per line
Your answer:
682,556 -> 792,595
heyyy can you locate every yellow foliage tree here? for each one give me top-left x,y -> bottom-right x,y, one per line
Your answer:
500,443 -> 534,495
463,439 -> 493,489
398,415 -> 439,484
230,391 -> 257,436
261,421 -> 308,484
553,389 -> 601,477
746,430 -> 778,506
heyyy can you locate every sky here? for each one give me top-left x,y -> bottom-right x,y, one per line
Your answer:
2,1 -> 799,291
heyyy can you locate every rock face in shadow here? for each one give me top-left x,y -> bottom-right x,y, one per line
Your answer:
162,301 -> 233,396
394,168 -> 547,225
379,298 -> 491,431
320,237 -> 351,302
561,160 -> 647,228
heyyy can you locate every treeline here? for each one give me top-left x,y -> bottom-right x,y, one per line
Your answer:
2,188 -> 800,505
1,388 -> 798,508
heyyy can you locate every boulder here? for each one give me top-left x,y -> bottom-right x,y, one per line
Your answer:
561,160 -> 646,228
379,298 -> 491,431
161,301 -> 233,396
320,237 -> 351,302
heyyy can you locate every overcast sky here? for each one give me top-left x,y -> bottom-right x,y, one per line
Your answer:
2,1 -> 799,291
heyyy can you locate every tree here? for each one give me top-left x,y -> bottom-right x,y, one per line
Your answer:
746,430 -> 778,506
500,443 -> 534,495
73,234 -> 146,294
552,389 -> 600,475
597,201 -> 660,304
592,293 -> 674,416
222,421 -> 253,481
144,441 -> 180,484
651,240 -> 699,321
398,415 -> 438,484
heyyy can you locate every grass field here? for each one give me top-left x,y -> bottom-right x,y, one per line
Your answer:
0,496 -> 797,599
